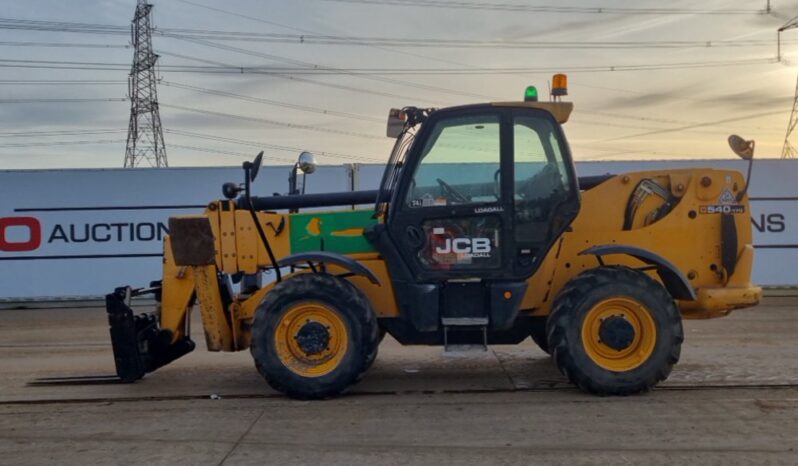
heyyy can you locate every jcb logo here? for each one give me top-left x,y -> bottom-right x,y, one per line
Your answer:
435,237 -> 491,255
0,217 -> 42,252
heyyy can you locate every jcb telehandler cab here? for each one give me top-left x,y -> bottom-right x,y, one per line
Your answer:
107,82 -> 761,399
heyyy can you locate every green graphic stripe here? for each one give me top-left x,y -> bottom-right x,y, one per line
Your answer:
289,209 -> 377,254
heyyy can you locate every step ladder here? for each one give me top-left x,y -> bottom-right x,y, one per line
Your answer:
441,317 -> 489,353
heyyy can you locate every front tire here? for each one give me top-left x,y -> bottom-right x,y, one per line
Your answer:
528,317 -> 551,355
250,273 -> 379,399
547,266 -> 683,395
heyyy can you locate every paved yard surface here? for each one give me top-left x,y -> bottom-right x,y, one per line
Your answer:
0,295 -> 796,464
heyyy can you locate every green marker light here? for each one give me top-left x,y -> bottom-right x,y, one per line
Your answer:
524,86 -> 539,102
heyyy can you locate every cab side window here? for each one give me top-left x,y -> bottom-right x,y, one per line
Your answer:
513,116 -> 571,242
405,114 -> 501,208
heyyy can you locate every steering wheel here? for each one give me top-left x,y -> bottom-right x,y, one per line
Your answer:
518,163 -> 562,200
436,178 -> 470,204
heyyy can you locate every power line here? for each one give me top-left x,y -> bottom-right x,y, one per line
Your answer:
161,80 -> 764,146
777,14 -> 798,61
156,50 -> 231,67
166,1 -> 782,115
160,81 -> 383,123
167,0 -> 784,116
596,109 -> 786,144
2,16 -> 784,50
0,13 -> 782,163
0,139 -> 125,148
0,18 -> 128,35
166,0 -> 490,100
169,106 -> 737,161
0,98 -> 126,103
574,144 -> 768,160
0,129 -> 126,137
166,129 -> 384,162
150,46 -> 455,104
153,46 -> 459,105
314,0 -> 763,15
154,33 -> 793,50
173,0 -> 531,86
0,58 -> 131,71
0,40 -> 129,48
0,100 -> 772,144
273,72 -> 452,104
163,35 -> 490,100
582,111 -> 711,126
168,143 -> 293,162
168,140 -> 296,163
0,57 -> 778,75
0,79 -> 126,85
169,141 -> 384,164
0,15 -> 770,84
573,118 -> 728,135
579,110 -> 782,134
160,103 -> 384,140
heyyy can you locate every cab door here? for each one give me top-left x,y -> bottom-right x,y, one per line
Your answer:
389,108 -> 512,282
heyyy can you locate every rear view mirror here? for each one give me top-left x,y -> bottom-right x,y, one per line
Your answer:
297,151 -> 317,174
728,135 -> 754,161
727,135 -> 755,202
387,108 -> 406,138
250,151 -> 264,182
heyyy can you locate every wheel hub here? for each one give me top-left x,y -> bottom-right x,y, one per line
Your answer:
598,316 -> 636,351
295,321 -> 330,355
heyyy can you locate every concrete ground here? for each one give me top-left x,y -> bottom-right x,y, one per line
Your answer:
0,296 -> 796,465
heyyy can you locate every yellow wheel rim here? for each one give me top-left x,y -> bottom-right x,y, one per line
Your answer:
274,302 -> 349,378
581,297 -> 657,372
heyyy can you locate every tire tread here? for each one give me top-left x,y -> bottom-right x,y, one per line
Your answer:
547,266 -> 683,396
250,273 -> 379,399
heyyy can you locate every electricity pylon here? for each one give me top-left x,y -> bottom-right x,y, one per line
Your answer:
123,0 -> 168,167
778,15 -> 798,158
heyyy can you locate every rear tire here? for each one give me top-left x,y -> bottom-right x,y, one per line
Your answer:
547,266 -> 683,396
250,273 -> 379,399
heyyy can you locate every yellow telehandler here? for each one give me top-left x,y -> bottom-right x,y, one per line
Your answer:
106,79 -> 761,399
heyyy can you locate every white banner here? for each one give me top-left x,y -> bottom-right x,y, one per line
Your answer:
1,159 -> 795,300
0,165 -> 351,300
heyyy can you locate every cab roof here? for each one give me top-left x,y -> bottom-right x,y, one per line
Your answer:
489,101 -> 573,124
429,101 -> 574,124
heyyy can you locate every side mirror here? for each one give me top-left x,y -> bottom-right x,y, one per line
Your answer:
727,135 -> 754,202
289,151 -> 317,199
297,151 -> 317,174
728,135 -> 754,160
250,151 -> 264,182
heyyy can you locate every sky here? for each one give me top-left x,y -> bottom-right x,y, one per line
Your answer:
1,0 -> 798,169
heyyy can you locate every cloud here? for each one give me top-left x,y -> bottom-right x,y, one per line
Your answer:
1,0 -> 793,167
0,101 -> 127,130
696,90 -> 792,111
603,88 -> 690,109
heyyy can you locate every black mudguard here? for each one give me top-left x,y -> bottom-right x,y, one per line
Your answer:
580,244 -> 697,301
277,251 -> 381,285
